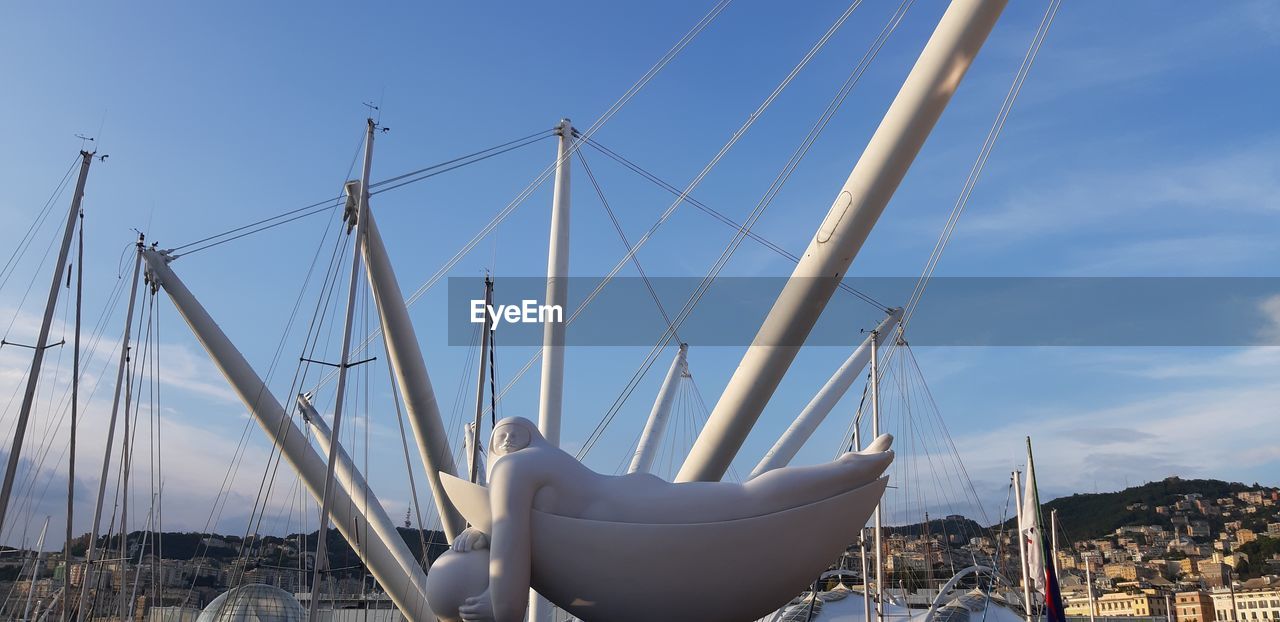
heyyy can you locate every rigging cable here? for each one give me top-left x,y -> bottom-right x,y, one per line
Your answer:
892,0 -> 1061,344
582,138 -> 889,312
310,0 -> 734,394
169,130 -> 553,258
576,0 -> 913,459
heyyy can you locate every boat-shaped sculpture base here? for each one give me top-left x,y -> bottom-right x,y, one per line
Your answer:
441,474 -> 888,622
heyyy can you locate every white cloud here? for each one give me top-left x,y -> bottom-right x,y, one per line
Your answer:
1259,294 -> 1280,343
951,347 -> 1280,509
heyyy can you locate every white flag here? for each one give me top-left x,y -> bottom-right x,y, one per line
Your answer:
1021,454 -> 1046,592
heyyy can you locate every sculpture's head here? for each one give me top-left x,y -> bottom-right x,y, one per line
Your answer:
491,417 -> 541,457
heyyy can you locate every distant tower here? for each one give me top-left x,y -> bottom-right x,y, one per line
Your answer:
404,510 -> 411,530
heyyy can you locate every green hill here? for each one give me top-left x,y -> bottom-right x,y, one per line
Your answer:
1000,476 -> 1276,542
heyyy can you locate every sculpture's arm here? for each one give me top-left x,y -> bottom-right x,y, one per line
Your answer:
488,459 -> 536,622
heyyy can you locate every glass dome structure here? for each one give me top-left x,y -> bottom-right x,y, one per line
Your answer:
196,584 -> 306,622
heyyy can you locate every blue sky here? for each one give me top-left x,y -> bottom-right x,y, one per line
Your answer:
1,1 -> 1278,547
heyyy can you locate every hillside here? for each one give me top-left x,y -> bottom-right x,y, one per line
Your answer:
1000,476 -> 1276,541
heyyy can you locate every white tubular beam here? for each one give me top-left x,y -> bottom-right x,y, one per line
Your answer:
297,394 -> 425,580
537,118 -> 573,447
361,204 -> 466,541
750,309 -> 901,478
677,0 -> 1008,483
628,344 -> 688,475
140,249 -> 434,622
530,115 -> 575,622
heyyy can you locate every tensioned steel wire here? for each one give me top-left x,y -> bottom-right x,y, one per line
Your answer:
884,0 -> 1061,362
168,131 -> 553,258
308,0 -> 736,394
484,0 -> 892,437
574,0 -> 916,460
835,2 -> 1062,540
580,138 -> 890,312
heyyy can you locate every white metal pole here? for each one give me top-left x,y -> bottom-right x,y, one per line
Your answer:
0,150 -> 94,534
360,197 -> 467,541
872,333 -> 884,622
537,118 -> 573,446
139,248 -> 434,622
532,118 -> 573,622
628,344 -> 688,474
1014,470 -> 1033,622
77,237 -> 143,620
297,394 -> 425,581
1050,509 -> 1060,582
1084,556 -> 1096,622
308,118 -> 376,621
751,309 -> 901,478
677,0 -> 1009,483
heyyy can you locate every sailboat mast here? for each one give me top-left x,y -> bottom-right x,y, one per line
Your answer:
853,426 -> 872,622
470,276 -> 494,483
0,150 -> 95,534
77,236 -> 143,619
62,205 -> 85,622
308,117 -> 376,620
871,332 -> 884,622
24,517 -> 50,622
678,0 -> 1010,483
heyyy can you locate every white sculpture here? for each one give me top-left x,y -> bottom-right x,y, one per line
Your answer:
423,417 -> 893,622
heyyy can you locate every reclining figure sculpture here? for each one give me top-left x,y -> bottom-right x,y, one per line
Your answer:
424,416 -> 893,622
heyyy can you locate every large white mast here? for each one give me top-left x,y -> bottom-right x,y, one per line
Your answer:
628,344 -> 688,474
77,236 -> 143,619
537,118 -> 573,446
361,202 -> 466,540
0,150 -> 95,533
751,309 -> 901,478
677,0 -> 1009,483
140,247 -> 434,622
308,117 -> 377,620
531,118 -> 573,622
297,394 -> 426,581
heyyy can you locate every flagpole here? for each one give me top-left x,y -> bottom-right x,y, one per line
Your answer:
1050,509 -> 1060,580
1014,469 -> 1033,622
1084,557 -> 1097,622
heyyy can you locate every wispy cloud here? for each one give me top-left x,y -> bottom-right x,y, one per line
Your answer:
952,347 -> 1280,510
